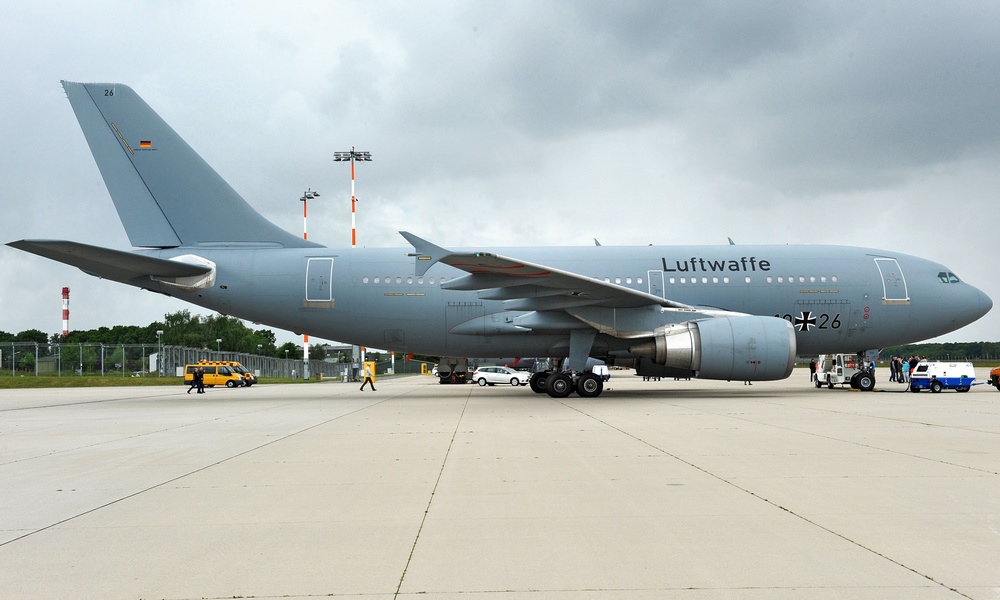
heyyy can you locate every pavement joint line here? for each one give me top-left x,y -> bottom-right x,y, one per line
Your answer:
0,396 -> 335,468
0,389 -> 180,412
393,384 -> 473,599
665,397 -> 1000,477
753,393 -> 1000,434
557,398 -> 977,600
0,394 -> 393,549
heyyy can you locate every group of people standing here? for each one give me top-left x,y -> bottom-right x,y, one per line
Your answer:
888,356 -> 923,384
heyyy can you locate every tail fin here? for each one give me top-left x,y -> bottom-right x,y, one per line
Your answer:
61,81 -> 317,249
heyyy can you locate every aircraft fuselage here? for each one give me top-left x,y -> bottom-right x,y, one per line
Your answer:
138,242 -> 988,360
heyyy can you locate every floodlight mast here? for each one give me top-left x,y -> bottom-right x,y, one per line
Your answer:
333,147 -> 372,248
299,188 -> 319,380
334,148 -> 372,366
300,188 -> 319,241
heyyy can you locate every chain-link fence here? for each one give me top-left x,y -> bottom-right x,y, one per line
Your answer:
1,342 -> 432,380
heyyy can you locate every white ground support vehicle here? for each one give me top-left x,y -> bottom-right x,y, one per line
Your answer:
909,361 -> 975,393
815,353 -> 876,392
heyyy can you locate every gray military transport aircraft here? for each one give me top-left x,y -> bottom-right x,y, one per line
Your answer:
8,82 -> 993,398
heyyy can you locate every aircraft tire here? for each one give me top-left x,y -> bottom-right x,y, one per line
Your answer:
545,372 -> 573,398
576,373 -> 603,398
529,372 -> 548,394
930,380 -> 943,393
857,373 -> 875,392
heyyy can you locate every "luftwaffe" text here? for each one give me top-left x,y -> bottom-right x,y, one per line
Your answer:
661,256 -> 772,272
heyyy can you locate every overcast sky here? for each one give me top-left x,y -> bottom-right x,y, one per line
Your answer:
1,1 -> 997,347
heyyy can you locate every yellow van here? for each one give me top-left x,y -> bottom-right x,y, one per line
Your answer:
193,360 -> 258,386
183,363 -> 245,388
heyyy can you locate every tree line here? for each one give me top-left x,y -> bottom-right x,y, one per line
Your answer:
0,310 -> 323,360
879,341 -> 1000,362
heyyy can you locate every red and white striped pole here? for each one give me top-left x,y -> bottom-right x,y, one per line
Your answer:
350,153 -> 357,247
61,287 -> 70,336
333,147 -> 372,248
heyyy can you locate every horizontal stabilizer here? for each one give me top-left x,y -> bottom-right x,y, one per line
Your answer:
7,239 -> 211,283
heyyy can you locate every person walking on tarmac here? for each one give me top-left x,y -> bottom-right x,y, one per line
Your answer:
359,363 -> 376,391
196,367 -> 206,394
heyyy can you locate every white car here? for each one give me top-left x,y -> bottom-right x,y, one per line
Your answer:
472,366 -> 530,387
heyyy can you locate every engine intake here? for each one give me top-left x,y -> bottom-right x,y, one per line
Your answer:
629,316 -> 796,381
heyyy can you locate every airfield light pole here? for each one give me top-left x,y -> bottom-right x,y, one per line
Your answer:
300,188 -> 320,380
333,147 -> 372,248
334,148 -> 372,365
156,329 -> 163,377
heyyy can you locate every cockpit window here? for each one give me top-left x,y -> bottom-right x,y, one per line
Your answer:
937,271 -> 961,283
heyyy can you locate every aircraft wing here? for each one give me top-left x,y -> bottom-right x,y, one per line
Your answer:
7,240 -> 212,284
400,231 -> 693,311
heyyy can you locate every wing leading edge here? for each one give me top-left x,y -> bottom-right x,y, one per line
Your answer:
400,231 -> 694,312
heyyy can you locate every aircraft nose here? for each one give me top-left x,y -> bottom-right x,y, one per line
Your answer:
975,286 -> 993,320
960,283 -> 993,327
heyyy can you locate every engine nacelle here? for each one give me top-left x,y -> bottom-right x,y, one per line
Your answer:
628,316 -> 796,381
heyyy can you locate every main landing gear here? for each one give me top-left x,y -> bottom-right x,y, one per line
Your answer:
529,330 -> 607,398
530,370 -> 604,398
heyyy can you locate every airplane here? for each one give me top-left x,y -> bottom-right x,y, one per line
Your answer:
7,81 -> 993,398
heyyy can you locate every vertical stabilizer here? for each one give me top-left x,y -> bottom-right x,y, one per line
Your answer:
61,81 -> 316,249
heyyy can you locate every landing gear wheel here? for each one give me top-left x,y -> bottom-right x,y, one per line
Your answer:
529,372 -> 549,394
545,372 -> 573,398
857,373 -> 875,392
576,373 -> 603,398
849,373 -> 860,389
930,380 -> 943,393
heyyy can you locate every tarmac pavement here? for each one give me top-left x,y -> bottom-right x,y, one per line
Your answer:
0,369 -> 998,599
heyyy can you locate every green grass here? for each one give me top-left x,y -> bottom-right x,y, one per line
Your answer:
0,375 -> 322,389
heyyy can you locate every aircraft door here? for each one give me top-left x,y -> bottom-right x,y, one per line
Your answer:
875,258 -> 909,304
305,257 -> 335,308
647,270 -> 665,298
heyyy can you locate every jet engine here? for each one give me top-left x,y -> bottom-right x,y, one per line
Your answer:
628,316 -> 795,381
